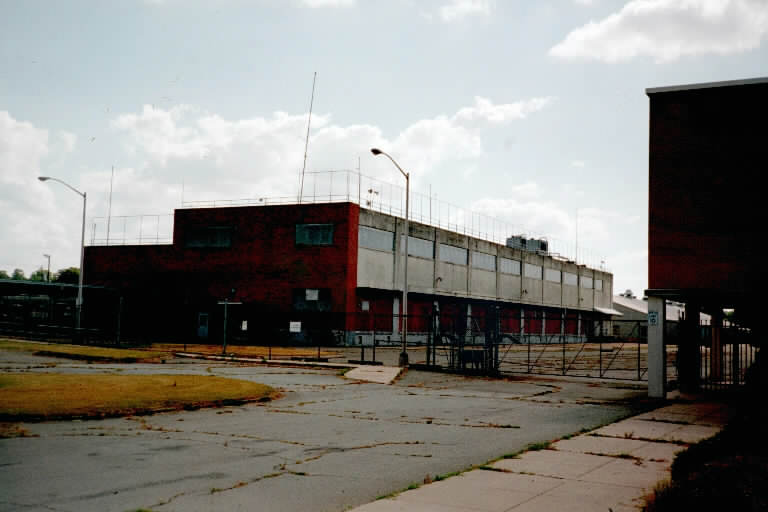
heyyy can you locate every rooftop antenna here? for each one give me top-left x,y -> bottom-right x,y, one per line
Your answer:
298,71 -> 317,204
106,165 -> 114,244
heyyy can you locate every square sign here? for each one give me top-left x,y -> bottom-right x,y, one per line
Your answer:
648,311 -> 659,326
305,289 -> 319,301
289,321 -> 301,333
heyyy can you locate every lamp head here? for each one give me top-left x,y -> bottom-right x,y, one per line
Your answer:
38,176 -> 50,182
370,148 -> 382,156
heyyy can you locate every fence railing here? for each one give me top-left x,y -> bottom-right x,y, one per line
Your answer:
87,169 -> 608,269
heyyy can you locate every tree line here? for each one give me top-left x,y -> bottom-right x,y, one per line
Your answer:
0,267 -> 80,284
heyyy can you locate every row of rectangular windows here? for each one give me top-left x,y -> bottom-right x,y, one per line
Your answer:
359,226 -> 603,289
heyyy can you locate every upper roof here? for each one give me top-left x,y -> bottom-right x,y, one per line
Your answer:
646,76 -> 768,95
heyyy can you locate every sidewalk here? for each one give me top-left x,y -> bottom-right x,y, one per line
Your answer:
351,400 -> 729,512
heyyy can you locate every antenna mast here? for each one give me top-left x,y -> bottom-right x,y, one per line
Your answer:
298,71 -> 317,203
107,165 -> 114,244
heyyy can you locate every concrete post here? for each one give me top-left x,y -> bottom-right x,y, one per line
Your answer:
647,296 -> 666,398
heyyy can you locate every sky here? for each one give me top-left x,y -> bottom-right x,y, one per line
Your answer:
1,0 -> 767,296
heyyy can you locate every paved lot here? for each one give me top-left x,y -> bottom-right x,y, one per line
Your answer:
0,351 -> 648,512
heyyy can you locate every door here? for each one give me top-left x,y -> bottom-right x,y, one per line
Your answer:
197,312 -> 209,338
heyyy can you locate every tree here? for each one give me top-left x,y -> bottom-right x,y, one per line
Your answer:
0,270 -> 9,279
29,268 -> 48,282
11,268 -> 25,280
54,267 -> 80,284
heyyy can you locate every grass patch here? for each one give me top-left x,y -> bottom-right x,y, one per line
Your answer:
0,373 -> 275,421
0,339 -> 170,363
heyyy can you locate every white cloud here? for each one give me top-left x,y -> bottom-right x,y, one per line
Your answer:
0,111 -> 49,185
299,0 -> 355,7
453,96 -> 554,124
550,0 -> 768,62
439,0 -> 492,22
571,160 -> 585,168
573,0 -> 596,5
0,111 -> 82,276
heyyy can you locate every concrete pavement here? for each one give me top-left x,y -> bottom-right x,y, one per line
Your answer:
351,400 -> 729,512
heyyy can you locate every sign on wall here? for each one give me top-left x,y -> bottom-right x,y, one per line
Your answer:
648,311 -> 659,326
289,321 -> 301,333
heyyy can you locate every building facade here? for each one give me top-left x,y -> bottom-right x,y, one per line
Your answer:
84,201 -> 615,345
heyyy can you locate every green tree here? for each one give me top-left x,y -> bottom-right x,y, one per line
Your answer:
11,268 -> 25,280
29,268 -> 49,282
54,267 -> 80,284
0,270 -> 9,279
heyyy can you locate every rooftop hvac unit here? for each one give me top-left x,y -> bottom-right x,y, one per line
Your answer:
506,236 -> 548,253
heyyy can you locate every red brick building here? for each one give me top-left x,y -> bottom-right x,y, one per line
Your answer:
85,201 -> 614,345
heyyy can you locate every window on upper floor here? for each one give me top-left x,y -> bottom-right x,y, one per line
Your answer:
184,226 -> 233,248
439,243 -> 468,265
544,268 -> 561,283
296,223 -> 334,246
595,279 -> 603,291
563,272 -> 578,286
400,235 -> 434,259
499,257 -> 521,275
472,251 -> 496,271
359,226 -> 394,251
581,276 -> 593,289
524,263 -> 542,280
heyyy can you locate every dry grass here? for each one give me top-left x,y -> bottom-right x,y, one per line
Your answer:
0,373 -> 274,421
0,339 -> 170,362
152,343 -> 337,359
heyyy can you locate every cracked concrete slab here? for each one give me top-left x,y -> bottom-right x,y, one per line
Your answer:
0,350 -> 648,511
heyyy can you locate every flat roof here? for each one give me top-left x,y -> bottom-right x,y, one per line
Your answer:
646,76 -> 768,95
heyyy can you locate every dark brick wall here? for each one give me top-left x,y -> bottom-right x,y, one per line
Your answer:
648,82 -> 768,301
84,203 -> 359,339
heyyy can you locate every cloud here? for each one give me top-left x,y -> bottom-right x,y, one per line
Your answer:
571,160 -> 585,168
0,111 -> 49,185
453,96 -> 554,124
573,0 -> 596,5
439,0 -> 492,22
550,0 -> 768,62
0,111 -> 82,276
299,0 -> 355,7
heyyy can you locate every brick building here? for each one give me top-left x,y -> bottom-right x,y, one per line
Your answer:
84,201 -> 615,345
645,77 -> 768,396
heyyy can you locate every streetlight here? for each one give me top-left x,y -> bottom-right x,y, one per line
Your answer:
370,148 -> 410,367
43,254 -> 51,282
39,176 -> 86,332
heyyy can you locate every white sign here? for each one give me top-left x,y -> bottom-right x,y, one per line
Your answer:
241,320 -> 248,331
305,289 -> 319,301
648,311 -> 659,326
361,300 -> 370,311
289,321 -> 301,333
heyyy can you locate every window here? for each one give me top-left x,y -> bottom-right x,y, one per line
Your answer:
296,224 -> 333,246
563,272 -> 578,286
400,235 -> 434,259
499,257 -> 521,275
581,276 -> 593,289
472,251 -> 496,271
544,268 -> 561,283
595,279 -> 603,291
185,226 -> 233,248
524,263 -> 542,280
439,243 -> 468,265
359,226 -> 394,251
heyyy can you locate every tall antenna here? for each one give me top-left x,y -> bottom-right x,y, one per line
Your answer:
106,165 -> 114,244
298,71 -> 317,203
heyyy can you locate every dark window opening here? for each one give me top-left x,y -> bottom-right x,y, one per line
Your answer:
185,226 -> 233,248
296,223 -> 334,246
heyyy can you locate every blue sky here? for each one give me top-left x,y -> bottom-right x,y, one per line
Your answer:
2,0 -> 767,295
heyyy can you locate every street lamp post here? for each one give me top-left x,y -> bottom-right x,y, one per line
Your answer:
370,148 -> 410,367
43,254 -> 51,282
39,177 -> 86,333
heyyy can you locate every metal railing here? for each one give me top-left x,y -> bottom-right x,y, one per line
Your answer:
87,169 -> 607,269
